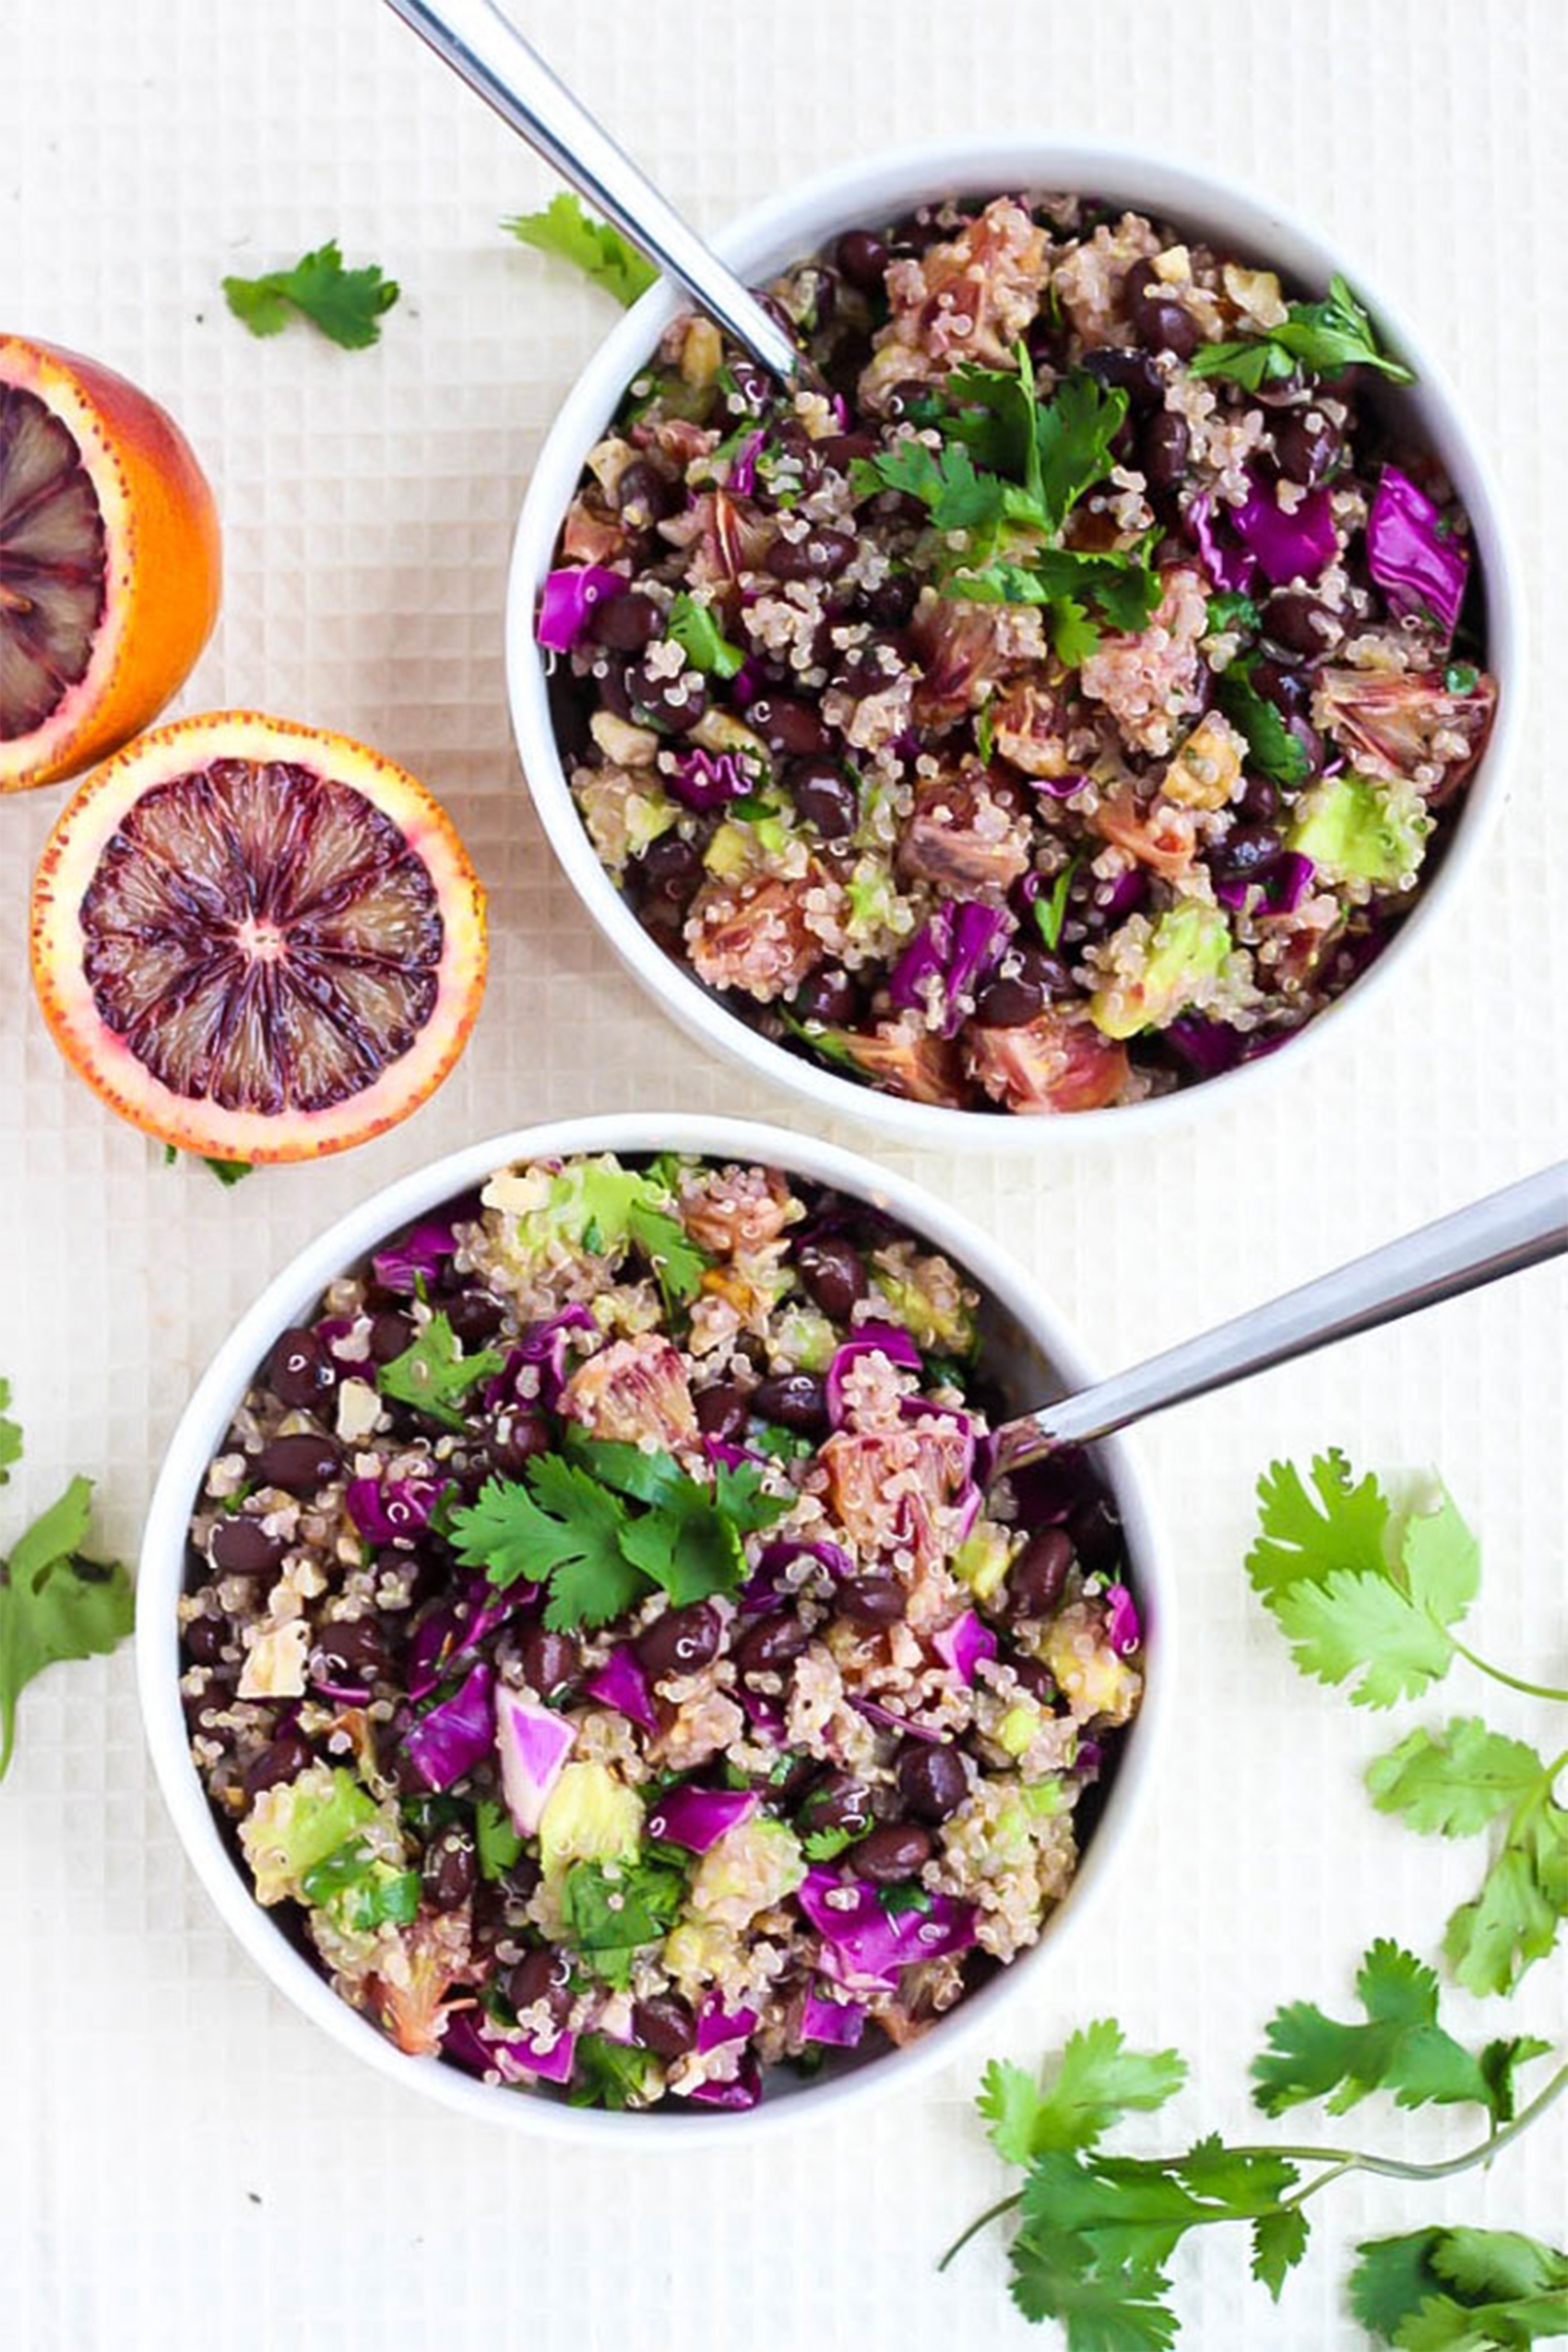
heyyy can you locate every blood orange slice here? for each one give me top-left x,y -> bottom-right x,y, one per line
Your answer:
1,337 -> 220,791
30,712 -> 487,1162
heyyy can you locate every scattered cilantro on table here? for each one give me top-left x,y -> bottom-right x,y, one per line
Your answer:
161,1144 -> 255,1187
374,1312 -> 505,1433
0,1386 -> 132,1783
223,239 -> 399,349
1190,275 -> 1413,390
1351,2226 -> 1568,2346
503,192 -> 658,307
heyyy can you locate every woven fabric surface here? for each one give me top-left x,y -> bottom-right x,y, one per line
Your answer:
1,1 -> 1564,2345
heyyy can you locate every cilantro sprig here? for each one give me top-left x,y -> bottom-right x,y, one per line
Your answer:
666,590 -> 745,680
503,193 -> 658,308
1352,2226 -> 1568,2346
1250,1452 -> 1568,1996
560,1854 -> 685,1986
944,1953 -> 1568,2346
1191,275 -> 1414,390
446,1431 -> 788,1633
374,1312 -> 505,1433
1216,656 -> 1313,789
222,240 -> 399,350
0,1384 -> 132,1783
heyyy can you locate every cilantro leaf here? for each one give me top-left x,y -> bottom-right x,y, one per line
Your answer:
222,240 -> 399,350
1006,2229 -> 1179,2348
203,1157 -> 254,1187
1251,2206 -> 1311,2303
374,1312 -> 505,1432
1205,591 -> 1260,636
1247,1450 -> 1393,1598
617,1478 -> 747,1608
474,1796 -> 524,1881
568,2032 -> 663,2110
1442,1799 -> 1568,1997
975,694 -> 997,766
979,2020 -> 1188,2166
300,1835 -> 420,1931
561,1855 -> 684,1984
1367,1717 -> 1550,1838
1351,2232 -> 1451,2340
1217,657 -> 1313,789
1032,372 -> 1130,533
1266,1570 -> 1457,1710
1034,858 -> 1080,951
708,1455 -> 791,1537
503,193 -> 658,308
1251,1939 -> 1514,2121
1351,2227 -> 1568,2347
853,435 -> 1010,532
529,1455 -> 651,1633
1,1472 -> 133,1780
666,591 -> 744,678
625,1197 -> 710,1313
802,1823 -> 861,1861
943,346 -> 1042,497
1190,275 -> 1413,388
0,1381 -> 19,1488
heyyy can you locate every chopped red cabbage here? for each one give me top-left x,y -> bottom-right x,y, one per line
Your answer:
667,746 -> 753,812
401,1659 -> 494,1791
695,1994 -> 758,2053
1232,476 -> 1336,586
345,1473 -> 452,1546
851,1696 -> 944,1743
825,1323 -> 923,1428
584,1645 -> 659,1735
1104,1583 -> 1141,1657
536,564 -> 626,652
742,1537 -> 854,1615
1189,491 -> 1258,594
405,1574 -> 531,1701
685,2052 -> 762,2109
371,1218 -> 459,1294
1025,770 -> 1092,801
646,1784 -> 758,1852
797,1865 -> 978,1979
887,901 -> 1013,1039
443,2007 -> 576,2085
483,1304 -> 597,1414
1215,849 -> 1315,914
930,1608 -> 997,1685
728,430 -> 766,496
801,1982 -> 867,2047
1166,1016 -> 1246,1077
1366,464 -> 1469,638
735,1684 -> 786,1741
495,1688 -> 576,1835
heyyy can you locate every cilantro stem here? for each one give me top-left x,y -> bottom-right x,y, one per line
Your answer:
1448,1638 -> 1568,1707
937,2192 -> 1022,2271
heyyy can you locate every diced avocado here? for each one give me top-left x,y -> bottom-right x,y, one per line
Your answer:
1287,773 -> 1431,889
771,1303 -> 838,1372
1024,1777 -> 1066,1818
691,707 -> 773,778
870,1258 -> 978,1357
845,858 -> 912,944
538,1761 -> 643,1883
1089,901 -> 1231,1040
702,804 -> 794,873
996,1703 -> 1040,1759
689,1814 -> 805,1929
576,770 -> 678,872
954,1520 -> 1015,1604
239,1763 -> 378,1907
661,1918 -> 740,1990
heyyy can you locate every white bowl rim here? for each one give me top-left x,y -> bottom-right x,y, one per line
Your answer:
137,1110 -> 1172,2147
506,135 -> 1525,1152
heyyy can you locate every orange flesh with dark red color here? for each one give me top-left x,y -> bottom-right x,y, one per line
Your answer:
0,384 -> 109,740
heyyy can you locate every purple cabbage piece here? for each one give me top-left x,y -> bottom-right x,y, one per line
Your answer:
1075,1736 -> 1104,1780
825,1322 -> 923,1428
646,1785 -> 758,1853
371,1218 -> 459,1295
802,1982 -> 867,2048
1099,866 -> 1150,922
345,1474 -> 452,1546
851,1697 -> 944,1743
1026,770 -> 1092,801
685,2053 -> 762,2110
584,1645 -> 659,1735
797,1866 -> 978,1981
695,1995 -> 758,2053
484,1304 -> 598,1415
536,564 -> 625,652
495,1688 -> 576,1835
931,1608 -> 997,1686
728,430 -> 766,496
702,1434 -> 770,1474
736,1684 -> 786,1741
742,1538 -> 854,1616
1166,1016 -> 1246,1077
443,2007 -> 576,2085
1215,849 -> 1315,915
402,1659 -> 494,1791
315,1315 -> 360,1363
1189,491 -> 1257,594
1366,463 -> 1469,638
1104,1583 -> 1142,1657
887,901 -> 1013,1039
667,746 -> 753,813
1232,476 -> 1336,586
405,1574 -> 531,1701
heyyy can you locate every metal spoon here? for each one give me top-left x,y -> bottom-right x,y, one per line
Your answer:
990,1162 -> 1567,1481
382,0 -> 804,383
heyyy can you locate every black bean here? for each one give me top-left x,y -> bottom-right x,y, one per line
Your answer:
635,1992 -> 696,2058
314,1616 -> 387,1684
491,1411 -> 553,1478
1211,822 -> 1282,882
548,669 -> 592,765
752,1371 -> 828,1433
368,1309 -> 414,1364
725,360 -> 774,418
837,1574 -> 906,1627
798,1769 -> 873,1837
446,1290 -> 505,1347
1274,410 -> 1342,488
1011,1655 -> 1057,1705
625,657 -> 707,735
733,1612 -> 811,1680
975,944 -> 1068,1029
422,1827 -> 477,1912
614,459 -> 677,524
269,1326 -> 337,1409
243,1732 -> 314,1797
795,1234 -> 867,1319
1081,346 -> 1164,410
884,377 -> 934,422
631,834 -> 705,918
765,528 -> 855,583
1068,1495 -> 1123,1573
184,1612 -> 228,1666
588,590 -> 660,652
1124,261 -> 1197,359
818,430 -> 876,473
210,1515 -> 286,1577
1236,774 -> 1281,824
747,695 -> 833,758
1264,590 -> 1344,662
897,1742 -> 968,1824
505,1947 -> 573,2023
851,1822 -> 934,1883
695,1382 -> 749,1443
1141,410 -> 1191,492
518,1626 -> 579,1700
791,966 -> 863,1027
636,1601 -> 722,1679
785,759 -> 859,840
1006,1528 -> 1073,1621
860,569 -> 920,628
835,229 -> 889,292
252,1432 -> 341,1495
1250,658 -> 1312,717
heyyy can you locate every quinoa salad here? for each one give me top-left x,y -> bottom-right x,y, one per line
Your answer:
539,195 -> 1497,1111
180,1152 -> 1144,2113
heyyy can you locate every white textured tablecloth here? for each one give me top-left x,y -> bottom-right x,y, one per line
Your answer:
3,2 -> 1565,2345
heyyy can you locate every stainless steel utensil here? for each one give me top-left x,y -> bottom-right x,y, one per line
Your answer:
382,0 -> 804,382
990,1163 -> 1567,1481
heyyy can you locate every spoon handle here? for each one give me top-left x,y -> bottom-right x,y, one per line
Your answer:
382,0 -> 803,383
990,1162 -> 1568,1481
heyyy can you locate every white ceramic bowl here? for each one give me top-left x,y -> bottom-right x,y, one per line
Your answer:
507,139 -> 1523,1151
138,1111 -> 1170,2145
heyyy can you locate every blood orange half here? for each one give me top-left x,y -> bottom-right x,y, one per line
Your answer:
1,336 -> 220,791
30,711 -> 487,1162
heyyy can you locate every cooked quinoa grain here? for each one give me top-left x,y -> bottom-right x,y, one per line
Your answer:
182,1153 -> 1145,2112
540,195 -> 1496,1111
